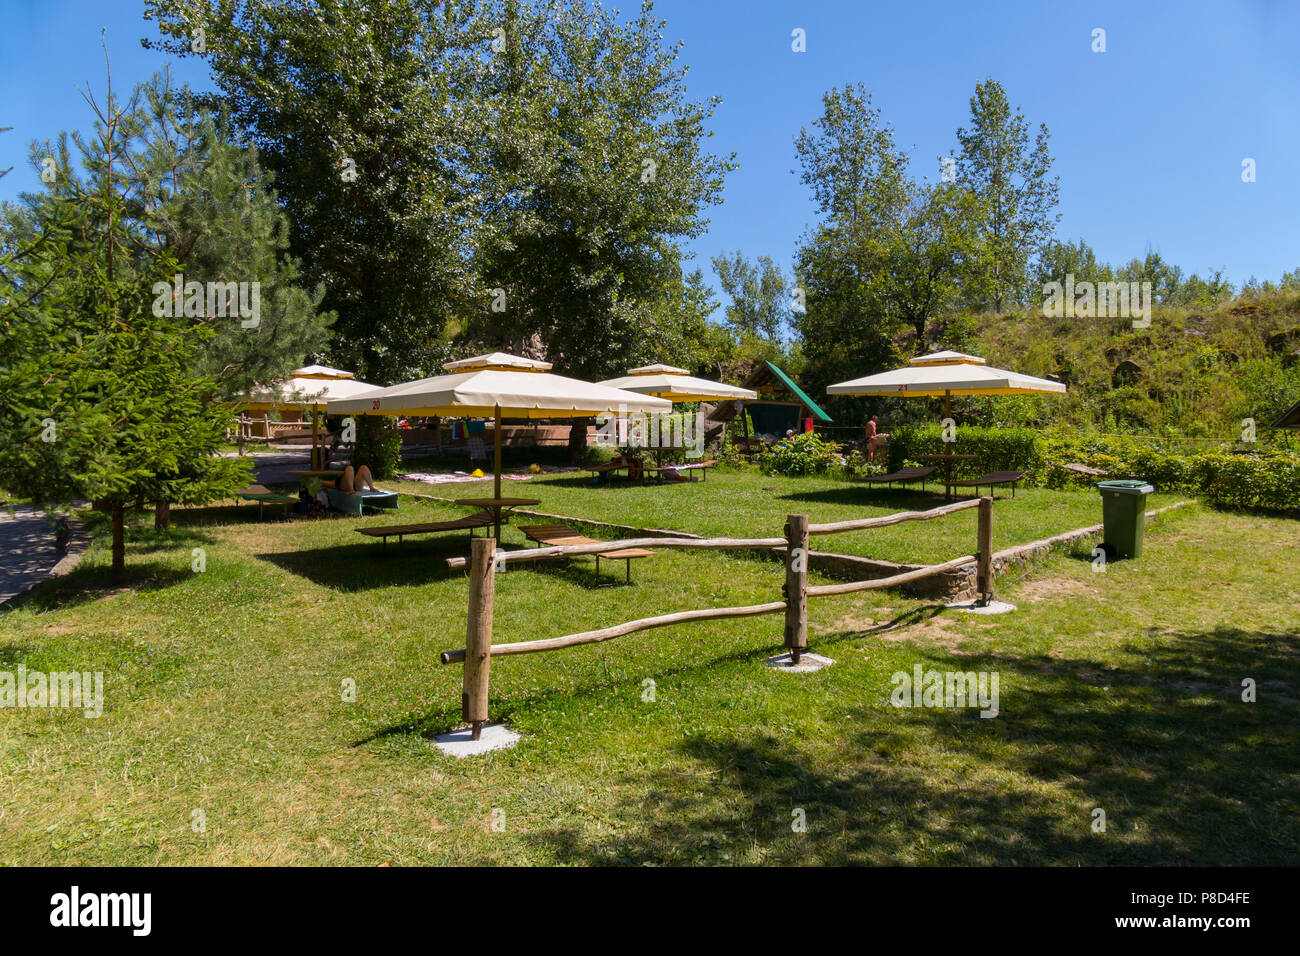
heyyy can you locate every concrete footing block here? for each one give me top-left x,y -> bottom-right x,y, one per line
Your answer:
764,651 -> 835,673
433,724 -> 520,758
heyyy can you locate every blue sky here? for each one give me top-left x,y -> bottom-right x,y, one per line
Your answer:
3,0 -> 1297,296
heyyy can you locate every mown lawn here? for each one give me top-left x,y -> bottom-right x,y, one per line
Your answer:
0,472 -> 1296,865
383,462 -> 1186,564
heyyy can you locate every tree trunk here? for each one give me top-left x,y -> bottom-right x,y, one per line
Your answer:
154,501 -> 171,531
567,420 -> 589,462
111,501 -> 126,576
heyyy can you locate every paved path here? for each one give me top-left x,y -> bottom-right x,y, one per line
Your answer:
0,505 -> 67,606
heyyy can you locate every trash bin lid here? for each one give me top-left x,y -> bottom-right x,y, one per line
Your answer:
1096,479 -> 1154,494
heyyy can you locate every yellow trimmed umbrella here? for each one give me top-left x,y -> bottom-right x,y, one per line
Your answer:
241,365 -> 380,469
826,351 -> 1067,494
597,364 -> 757,464
328,352 -> 672,539
597,364 -> 758,403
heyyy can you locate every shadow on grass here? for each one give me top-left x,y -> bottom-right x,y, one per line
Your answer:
9,560 -> 192,613
256,536 -> 472,591
520,623 -> 1300,865
776,486 -> 949,508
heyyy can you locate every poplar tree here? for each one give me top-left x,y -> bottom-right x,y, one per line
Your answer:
955,78 -> 1060,313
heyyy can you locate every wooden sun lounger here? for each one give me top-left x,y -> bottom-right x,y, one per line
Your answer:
357,512 -> 494,549
645,459 -> 718,482
519,524 -> 654,583
853,466 -> 937,489
949,470 -> 1030,497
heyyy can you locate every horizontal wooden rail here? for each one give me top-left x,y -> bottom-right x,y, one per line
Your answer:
445,535 -> 786,569
441,599 -> 788,663
805,554 -> 976,597
807,498 -> 980,535
444,498 -> 996,731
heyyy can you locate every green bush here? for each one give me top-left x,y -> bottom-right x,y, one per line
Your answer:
1038,428 -> 1300,511
351,416 -> 404,480
886,425 -> 1042,476
759,432 -> 846,477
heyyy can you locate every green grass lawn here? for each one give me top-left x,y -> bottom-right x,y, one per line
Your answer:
384,462 -> 1186,565
0,474 -> 1296,865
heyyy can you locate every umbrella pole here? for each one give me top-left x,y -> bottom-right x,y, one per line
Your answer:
944,391 -> 953,498
493,405 -> 503,542
311,403 -> 320,469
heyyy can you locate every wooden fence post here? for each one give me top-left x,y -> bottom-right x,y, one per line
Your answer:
976,496 -> 993,605
463,537 -> 496,740
783,513 -> 809,664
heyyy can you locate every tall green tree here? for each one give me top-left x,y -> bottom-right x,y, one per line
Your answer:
1034,237 -> 1115,292
793,85 -> 980,400
711,251 -> 791,345
791,84 -> 911,393
473,0 -> 734,455
955,78 -> 1060,313
145,0 -> 491,382
0,73 -> 249,574
20,71 -> 333,399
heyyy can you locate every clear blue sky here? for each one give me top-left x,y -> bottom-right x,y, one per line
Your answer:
3,0 -> 1297,296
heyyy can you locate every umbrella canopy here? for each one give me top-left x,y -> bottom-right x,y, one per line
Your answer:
827,351 -> 1065,499
597,364 -> 758,403
242,374 -> 379,410
826,350 -> 1066,398
238,366 -> 380,470
328,353 -> 672,528
328,353 -> 672,419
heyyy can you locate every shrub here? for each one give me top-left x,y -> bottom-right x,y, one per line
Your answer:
760,432 -> 845,477
351,415 -> 403,480
887,425 -> 1042,476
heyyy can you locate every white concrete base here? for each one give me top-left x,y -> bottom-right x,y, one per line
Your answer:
765,651 -> 835,673
433,724 -> 520,758
946,599 -> 1017,615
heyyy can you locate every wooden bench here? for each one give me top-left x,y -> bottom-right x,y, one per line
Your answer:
588,457 -> 644,482
519,524 -> 654,583
949,470 -> 1029,497
645,459 -> 719,482
356,512 -> 493,549
852,465 -> 937,489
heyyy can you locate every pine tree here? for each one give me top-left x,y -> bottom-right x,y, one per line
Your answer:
0,66 -> 249,575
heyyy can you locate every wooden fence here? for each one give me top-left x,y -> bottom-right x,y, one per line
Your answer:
441,497 -> 994,740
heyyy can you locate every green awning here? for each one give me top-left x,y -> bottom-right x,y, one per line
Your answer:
762,361 -> 833,422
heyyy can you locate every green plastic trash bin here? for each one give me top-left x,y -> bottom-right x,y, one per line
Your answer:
1096,479 -> 1154,559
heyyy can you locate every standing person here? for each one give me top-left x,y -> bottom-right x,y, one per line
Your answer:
865,415 -> 890,462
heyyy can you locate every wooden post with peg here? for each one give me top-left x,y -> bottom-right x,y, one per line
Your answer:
463,537 -> 496,740
783,513 -> 809,664
976,496 -> 994,606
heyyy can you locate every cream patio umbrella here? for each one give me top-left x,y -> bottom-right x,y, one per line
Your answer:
327,352 -> 672,539
241,365 -> 380,469
597,364 -> 758,403
826,351 -> 1066,495
597,364 -> 758,468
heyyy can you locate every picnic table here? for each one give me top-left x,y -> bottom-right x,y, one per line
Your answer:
917,452 -> 977,498
453,496 -> 541,542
